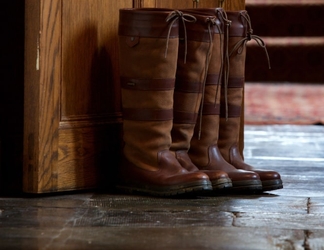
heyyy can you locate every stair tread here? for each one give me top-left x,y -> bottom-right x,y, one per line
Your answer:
245,0 -> 324,83
246,0 -> 324,5
248,37 -> 324,46
246,1 -> 324,37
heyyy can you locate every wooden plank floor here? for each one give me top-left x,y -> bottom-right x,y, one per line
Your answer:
0,125 -> 324,250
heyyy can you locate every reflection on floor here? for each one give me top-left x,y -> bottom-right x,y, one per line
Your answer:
0,125 -> 324,250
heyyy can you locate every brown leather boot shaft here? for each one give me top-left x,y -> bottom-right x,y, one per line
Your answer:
118,9 -> 212,196
218,10 -> 282,191
185,9 -> 262,192
171,12 -> 216,152
168,11 -> 232,189
187,8 -> 224,168
187,8 -> 234,168
119,9 -> 179,171
218,11 -> 248,164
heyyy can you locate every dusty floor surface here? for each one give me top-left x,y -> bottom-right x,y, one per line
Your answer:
0,125 -> 323,250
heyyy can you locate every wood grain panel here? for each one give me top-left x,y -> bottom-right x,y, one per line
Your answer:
61,0 -> 123,121
24,0 -> 131,193
57,0 -> 128,192
224,0 -> 245,10
137,0 -> 245,10
57,124 -> 122,191
133,0 -> 145,8
24,0 -> 62,193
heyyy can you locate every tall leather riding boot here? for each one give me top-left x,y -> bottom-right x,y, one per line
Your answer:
170,11 -> 232,191
185,8 -> 262,192
218,10 -> 283,191
117,8 -> 212,196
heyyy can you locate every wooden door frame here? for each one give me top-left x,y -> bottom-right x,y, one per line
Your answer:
24,0 -> 62,192
24,0 -> 126,193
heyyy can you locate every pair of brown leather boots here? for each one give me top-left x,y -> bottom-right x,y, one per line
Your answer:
117,7 -> 283,196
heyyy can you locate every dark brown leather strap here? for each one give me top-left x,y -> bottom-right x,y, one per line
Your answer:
182,9 -> 223,35
123,108 -> 173,121
202,103 -> 220,115
173,111 -> 198,124
119,10 -> 179,38
177,13 -> 216,42
220,104 -> 241,118
206,74 -> 220,85
175,80 -> 202,93
226,11 -> 247,37
227,77 -> 244,88
121,77 -> 175,91
183,29 -> 214,43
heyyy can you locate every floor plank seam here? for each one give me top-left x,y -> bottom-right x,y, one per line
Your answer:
307,197 -> 311,214
303,229 -> 311,250
231,212 -> 240,227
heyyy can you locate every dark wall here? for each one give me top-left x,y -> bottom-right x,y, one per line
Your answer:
0,1 -> 25,193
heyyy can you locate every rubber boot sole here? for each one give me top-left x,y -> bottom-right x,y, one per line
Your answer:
116,180 -> 212,197
211,177 -> 233,190
262,179 -> 283,191
227,179 -> 263,194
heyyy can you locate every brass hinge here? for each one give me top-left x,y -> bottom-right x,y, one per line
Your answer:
219,0 -> 226,8
192,0 -> 199,8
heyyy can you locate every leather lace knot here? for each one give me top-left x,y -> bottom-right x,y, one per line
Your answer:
165,10 -> 197,63
222,11 -> 271,120
230,12 -> 271,69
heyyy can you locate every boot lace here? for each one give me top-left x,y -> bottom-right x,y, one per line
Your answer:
224,11 -> 271,120
197,16 -> 220,139
216,9 -> 232,121
229,12 -> 271,68
165,10 -> 197,63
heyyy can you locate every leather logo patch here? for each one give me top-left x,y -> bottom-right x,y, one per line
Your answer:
125,36 -> 139,47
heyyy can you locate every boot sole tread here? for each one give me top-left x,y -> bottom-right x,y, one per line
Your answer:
116,181 -> 212,197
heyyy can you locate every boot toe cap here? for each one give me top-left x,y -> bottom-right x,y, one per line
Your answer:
227,169 -> 260,182
253,169 -> 281,181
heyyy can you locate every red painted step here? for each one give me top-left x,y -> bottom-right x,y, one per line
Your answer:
246,37 -> 324,83
246,0 -> 324,37
245,0 -> 324,83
